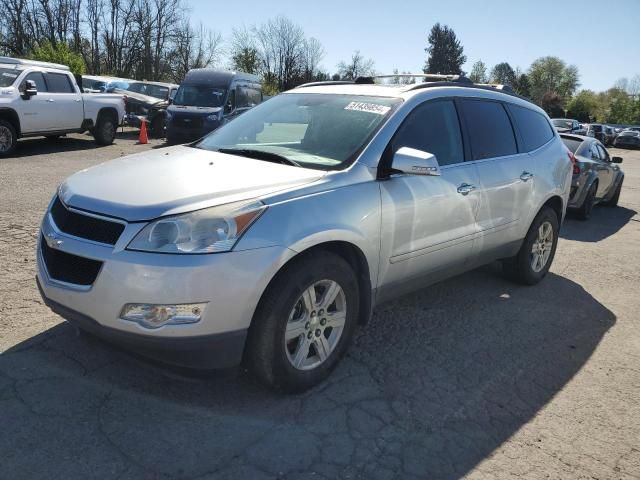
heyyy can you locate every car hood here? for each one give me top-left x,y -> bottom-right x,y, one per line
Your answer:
59,146 -> 326,221
115,89 -> 167,108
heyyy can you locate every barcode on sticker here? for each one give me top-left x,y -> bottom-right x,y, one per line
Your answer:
344,102 -> 391,115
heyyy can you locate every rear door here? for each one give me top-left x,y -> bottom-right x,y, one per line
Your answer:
43,72 -> 83,130
460,98 -> 534,254
378,99 -> 481,292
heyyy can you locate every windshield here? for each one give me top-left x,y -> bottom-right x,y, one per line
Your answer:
621,130 -> 639,137
0,68 -> 21,87
173,85 -> 226,107
127,82 -> 170,100
552,119 -> 572,128
196,93 -> 401,170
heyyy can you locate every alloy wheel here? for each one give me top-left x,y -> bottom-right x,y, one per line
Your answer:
284,279 -> 346,371
530,221 -> 554,273
0,126 -> 12,152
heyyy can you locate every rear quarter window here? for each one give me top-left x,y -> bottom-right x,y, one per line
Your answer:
508,104 -> 555,152
460,99 -> 517,160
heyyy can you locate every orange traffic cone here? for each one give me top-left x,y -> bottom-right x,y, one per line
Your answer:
138,117 -> 148,144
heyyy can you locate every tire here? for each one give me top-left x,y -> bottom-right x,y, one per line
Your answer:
45,135 -> 61,141
245,251 -> 360,393
93,113 -> 117,145
150,115 -> 165,138
604,178 -> 622,207
503,206 -> 559,286
576,182 -> 597,220
0,119 -> 18,156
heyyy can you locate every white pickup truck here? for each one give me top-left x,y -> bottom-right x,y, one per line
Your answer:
0,57 -> 125,156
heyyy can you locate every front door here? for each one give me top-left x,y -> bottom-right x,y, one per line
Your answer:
378,99 -> 480,295
18,72 -> 52,133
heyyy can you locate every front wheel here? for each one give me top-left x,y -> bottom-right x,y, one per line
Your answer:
503,206 -> 559,285
576,182 -> 597,220
604,178 -> 622,207
245,251 -> 360,392
0,119 -> 17,156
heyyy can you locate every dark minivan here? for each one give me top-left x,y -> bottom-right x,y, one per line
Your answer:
166,69 -> 262,144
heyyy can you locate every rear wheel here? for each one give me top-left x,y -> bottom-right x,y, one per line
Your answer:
0,119 -> 17,156
245,251 -> 359,392
576,182 -> 597,220
93,113 -> 117,145
503,206 -> 559,285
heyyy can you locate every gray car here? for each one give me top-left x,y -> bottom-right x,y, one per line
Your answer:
37,75 -> 572,392
560,134 -> 624,219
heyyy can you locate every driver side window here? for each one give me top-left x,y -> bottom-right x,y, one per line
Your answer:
391,100 -> 464,166
21,72 -> 47,92
596,144 -> 609,162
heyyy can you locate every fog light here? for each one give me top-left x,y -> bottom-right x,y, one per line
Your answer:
120,303 -> 206,329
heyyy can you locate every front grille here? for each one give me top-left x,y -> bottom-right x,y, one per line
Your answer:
173,115 -> 203,129
40,235 -> 103,286
50,197 -> 124,245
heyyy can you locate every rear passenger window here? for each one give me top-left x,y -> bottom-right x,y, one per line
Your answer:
392,100 -> 464,166
460,99 -> 517,160
45,73 -> 74,93
508,104 -> 554,152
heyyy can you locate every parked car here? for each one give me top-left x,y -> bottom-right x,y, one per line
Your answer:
0,57 -> 125,155
603,126 -> 616,146
560,134 -> 624,219
166,69 -> 262,144
584,123 -> 607,143
613,129 -> 640,149
37,75 -> 571,392
115,81 -> 179,137
552,118 -> 586,135
82,75 -> 131,93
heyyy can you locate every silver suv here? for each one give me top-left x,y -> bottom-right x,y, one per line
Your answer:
37,75 -> 572,392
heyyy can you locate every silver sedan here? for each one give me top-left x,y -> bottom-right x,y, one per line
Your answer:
560,134 -> 624,219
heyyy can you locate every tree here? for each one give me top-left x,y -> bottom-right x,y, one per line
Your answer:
30,41 -> 86,74
423,23 -> 466,75
566,90 -> 599,122
169,21 -> 223,82
468,60 -> 488,83
539,92 -> 565,117
229,26 -> 260,74
528,56 -> 579,107
490,62 -> 516,85
336,50 -> 375,80
513,73 -> 531,97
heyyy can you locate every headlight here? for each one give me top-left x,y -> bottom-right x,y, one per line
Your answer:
127,200 -> 266,254
206,112 -> 221,121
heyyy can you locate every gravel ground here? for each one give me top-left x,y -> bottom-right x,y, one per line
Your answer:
1,132 -> 639,480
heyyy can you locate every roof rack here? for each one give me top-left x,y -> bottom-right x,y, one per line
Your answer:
294,80 -> 354,88
0,56 -> 70,71
355,74 -> 473,84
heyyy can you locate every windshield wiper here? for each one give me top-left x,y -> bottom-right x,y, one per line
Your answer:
217,148 -> 301,167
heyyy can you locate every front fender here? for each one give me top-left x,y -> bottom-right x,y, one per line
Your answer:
236,181 -> 382,289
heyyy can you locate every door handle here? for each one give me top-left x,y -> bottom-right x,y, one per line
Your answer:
74,98 -> 81,102
520,171 -> 534,182
457,183 -> 476,195
46,98 -> 55,103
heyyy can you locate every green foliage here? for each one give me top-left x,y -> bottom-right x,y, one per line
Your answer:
566,90 -> 599,122
231,47 -> 260,74
261,80 -> 280,97
469,60 -> 487,83
540,92 -> 565,117
513,73 -> 531,97
528,56 -> 579,107
490,62 -> 516,85
29,41 -> 86,75
423,23 -> 466,75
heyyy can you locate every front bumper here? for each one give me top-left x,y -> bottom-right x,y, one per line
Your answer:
36,208 -> 295,368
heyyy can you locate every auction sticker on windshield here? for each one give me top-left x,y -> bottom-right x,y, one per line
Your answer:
344,102 -> 391,115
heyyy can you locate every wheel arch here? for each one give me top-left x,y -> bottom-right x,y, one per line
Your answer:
97,107 -> 118,125
541,194 -> 564,224
254,240 -> 374,327
0,108 -> 21,136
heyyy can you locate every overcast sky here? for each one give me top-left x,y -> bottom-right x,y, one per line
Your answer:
189,0 -> 640,92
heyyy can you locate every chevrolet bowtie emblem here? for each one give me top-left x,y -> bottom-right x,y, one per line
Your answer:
45,232 -> 63,249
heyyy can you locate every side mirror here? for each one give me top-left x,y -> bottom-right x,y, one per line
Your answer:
391,147 -> 441,176
22,80 -> 38,98
224,100 -> 234,115
612,156 -> 623,164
